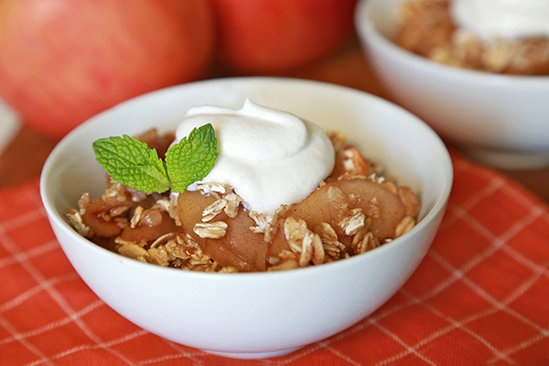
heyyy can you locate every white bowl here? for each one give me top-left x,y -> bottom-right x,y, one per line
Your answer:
355,0 -> 549,169
40,77 -> 452,359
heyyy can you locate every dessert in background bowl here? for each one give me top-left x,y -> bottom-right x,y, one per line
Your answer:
396,0 -> 549,75
40,77 -> 452,358
355,0 -> 549,168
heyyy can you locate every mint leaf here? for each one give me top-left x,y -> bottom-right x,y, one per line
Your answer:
165,124 -> 218,192
93,135 -> 170,193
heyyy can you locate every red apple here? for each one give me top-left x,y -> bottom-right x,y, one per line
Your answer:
0,0 -> 215,138
212,0 -> 357,74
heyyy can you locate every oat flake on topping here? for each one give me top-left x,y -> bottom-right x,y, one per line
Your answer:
130,206 -> 144,229
395,215 -> 416,237
223,192 -> 242,218
194,221 -> 228,239
337,208 -> 366,236
352,231 -> 380,255
197,182 -> 231,196
201,199 -> 227,222
315,222 -> 346,259
65,209 -> 90,237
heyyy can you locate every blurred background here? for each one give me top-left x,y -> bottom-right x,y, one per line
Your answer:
0,0 -> 547,201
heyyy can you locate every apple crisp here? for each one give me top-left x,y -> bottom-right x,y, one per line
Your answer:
66,129 -> 420,273
395,0 -> 549,75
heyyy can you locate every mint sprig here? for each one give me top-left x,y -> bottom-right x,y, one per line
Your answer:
92,124 -> 218,193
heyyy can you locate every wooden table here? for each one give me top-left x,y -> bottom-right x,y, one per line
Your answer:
2,40 -> 548,202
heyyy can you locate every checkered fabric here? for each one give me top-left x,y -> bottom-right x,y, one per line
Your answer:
1,151 -> 548,365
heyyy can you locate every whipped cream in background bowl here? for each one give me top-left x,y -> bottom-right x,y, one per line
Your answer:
451,0 -> 549,42
356,0 -> 549,169
41,77 -> 452,359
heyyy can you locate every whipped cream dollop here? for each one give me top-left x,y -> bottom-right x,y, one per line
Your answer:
451,0 -> 549,42
174,99 -> 335,214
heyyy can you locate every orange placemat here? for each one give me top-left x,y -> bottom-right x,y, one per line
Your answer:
1,151 -> 548,365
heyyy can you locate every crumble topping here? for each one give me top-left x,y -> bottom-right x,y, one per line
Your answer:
66,129 -> 420,273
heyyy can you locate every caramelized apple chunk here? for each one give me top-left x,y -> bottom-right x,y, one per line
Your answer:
283,178 -> 410,243
175,190 -> 269,272
81,198 -> 123,238
170,173 -> 420,272
267,176 -> 419,264
327,137 -> 376,181
120,209 -> 181,246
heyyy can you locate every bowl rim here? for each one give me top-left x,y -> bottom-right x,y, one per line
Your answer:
40,76 -> 453,281
354,0 -> 549,84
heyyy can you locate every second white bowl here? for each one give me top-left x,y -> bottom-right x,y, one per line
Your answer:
355,0 -> 549,169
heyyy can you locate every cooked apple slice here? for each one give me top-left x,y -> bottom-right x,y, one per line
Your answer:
282,178 -> 409,246
175,191 -> 268,272
174,177 -> 418,271
120,210 -> 181,245
81,198 -> 123,238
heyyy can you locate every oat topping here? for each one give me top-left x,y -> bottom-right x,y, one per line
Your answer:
268,259 -> 299,272
201,198 -> 227,222
165,239 -> 189,259
114,236 -> 143,247
77,193 -> 91,214
197,182 -> 231,196
113,217 -> 129,230
337,208 -> 366,236
368,173 -> 386,185
310,233 -> 326,265
395,215 -> 416,237
102,181 -> 126,200
193,221 -> 228,239
382,181 -> 398,194
65,209 -> 90,237
399,186 -> 421,217
290,232 -> 324,267
282,217 -> 325,267
315,222 -> 346,259
108,205 -> 131,218
150,233 -> 176,248
249,211 -> 274,241
284,217 -> 308,252
328,130 -> 347,152
130,206 -> 144,229
152,198 -> 171,212
113,231 -> 235,272
223,192 -> 242,218
249,211 -> 273,231
327,186 -> 348,210
148,245 -> 171,266
352,231 -> 380,255
343,152 -> 356,172
342,146 -> 370,176
118,242 -> 148,261
169,193 -> 181,225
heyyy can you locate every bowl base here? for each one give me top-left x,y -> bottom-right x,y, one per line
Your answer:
203,346 -> 303,359
461,147 -> 549,170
